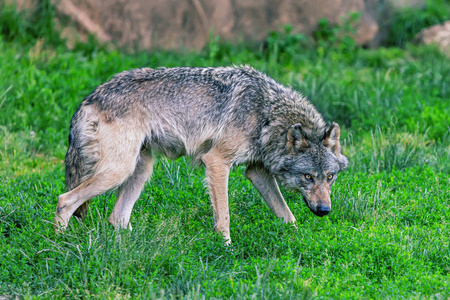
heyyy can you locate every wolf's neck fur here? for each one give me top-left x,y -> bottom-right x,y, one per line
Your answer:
258,79 -> 327,172
234,66 -> 327,141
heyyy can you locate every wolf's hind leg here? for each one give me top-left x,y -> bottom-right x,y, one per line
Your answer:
245,163 -> 296,223
56,138 -> 142,230
108,149 -> 154,230
55,165 -> 135,230
201,148 -> 232,244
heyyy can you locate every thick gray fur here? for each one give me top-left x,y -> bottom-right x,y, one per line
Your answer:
56,66 -> 348,243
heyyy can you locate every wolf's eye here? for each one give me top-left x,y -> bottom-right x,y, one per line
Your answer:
327,174 -> 334,181
305,174 -> 313,182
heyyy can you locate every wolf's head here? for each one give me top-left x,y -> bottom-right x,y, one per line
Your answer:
274,122 -> 348,217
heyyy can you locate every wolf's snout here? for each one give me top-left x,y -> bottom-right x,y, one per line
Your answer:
314,205 -> 331,217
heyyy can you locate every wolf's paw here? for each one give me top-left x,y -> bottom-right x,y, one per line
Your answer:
54,214 -> 68,234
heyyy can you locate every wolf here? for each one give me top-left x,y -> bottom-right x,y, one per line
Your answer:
55,66 -> 348,243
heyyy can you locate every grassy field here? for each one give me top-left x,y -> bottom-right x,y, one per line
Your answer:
1,1 -> 450,299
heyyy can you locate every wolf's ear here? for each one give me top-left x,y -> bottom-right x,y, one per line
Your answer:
324,122 -> 348,170
323,122 -> 341,155
286,124 -> 309,152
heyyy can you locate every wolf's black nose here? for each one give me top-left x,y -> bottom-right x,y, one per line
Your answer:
315,205 -> 331,217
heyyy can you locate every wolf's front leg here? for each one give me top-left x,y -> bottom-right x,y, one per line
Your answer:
245,163 -> 296,223
201,148 -> 232,245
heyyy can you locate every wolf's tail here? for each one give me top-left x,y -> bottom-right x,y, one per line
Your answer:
64,104 -> 100,219
65,136 -> 91,219
64,136 -> 83,191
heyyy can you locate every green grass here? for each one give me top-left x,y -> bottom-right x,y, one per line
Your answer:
2,165 -> 450,298
1,2 -> 450,299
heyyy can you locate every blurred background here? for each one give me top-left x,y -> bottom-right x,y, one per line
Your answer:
0,0 -> 449,174
2,0 -> 449,175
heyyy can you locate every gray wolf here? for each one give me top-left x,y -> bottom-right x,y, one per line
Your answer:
55,66 -> 348,243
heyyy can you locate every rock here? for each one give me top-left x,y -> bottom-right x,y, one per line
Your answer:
51,0 -> 376,50
416,21 -> 450,56
8,0 -> 430,50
